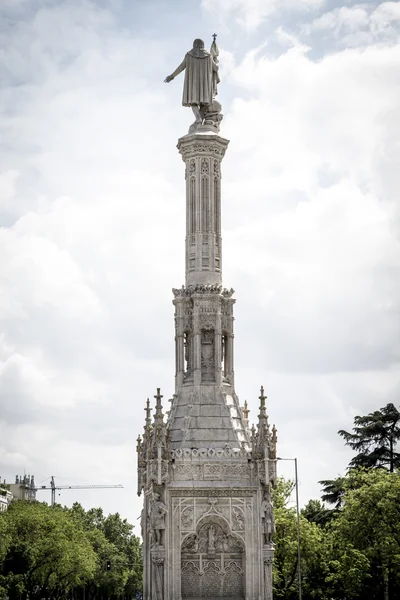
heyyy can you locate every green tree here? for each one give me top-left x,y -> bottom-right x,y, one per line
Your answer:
68,503 -> 142,598
319,476 -> 346,510
301,499 -> 335,527
339,403 -> 400,472
272,479 -> 332,600
0,501 -> 97,600
331,469 -> 400,600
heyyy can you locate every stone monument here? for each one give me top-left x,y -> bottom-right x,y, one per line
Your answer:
137,36 -> 277,600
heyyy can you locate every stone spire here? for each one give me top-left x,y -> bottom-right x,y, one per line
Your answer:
168,132 -> 250,450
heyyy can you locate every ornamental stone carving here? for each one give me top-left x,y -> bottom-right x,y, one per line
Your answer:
204,463 -> 250,480
181,507 -> 194,530
171,446 -> 251,459
199,313 -> 216,330
172,284 -> 235,297
232,507 -> 245,530
173,463 -> 203,481
201,158 -> 209,174
149,493 -> 167,547
179,143 -> 227,161
261,492 -> 276,545
201,329 -> 215,371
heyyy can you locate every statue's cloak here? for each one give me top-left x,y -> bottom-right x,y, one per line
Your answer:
170,52 -> 219,107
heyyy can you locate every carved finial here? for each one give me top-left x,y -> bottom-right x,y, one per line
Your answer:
144,398 -> 152,432
259,385 -> 266,405
154,388 -> 164,418
242,400 -> 250,426
271,425 -> 277,459
212,33 -> 217,42
258,386 -> 267,416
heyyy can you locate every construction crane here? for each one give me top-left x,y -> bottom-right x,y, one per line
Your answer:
37,476 -> 123,505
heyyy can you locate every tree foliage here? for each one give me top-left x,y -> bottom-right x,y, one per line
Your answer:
338,402 -> 400,472
0,501 -> 142,600
0,501 -> 96,600
273,469 -> 400,599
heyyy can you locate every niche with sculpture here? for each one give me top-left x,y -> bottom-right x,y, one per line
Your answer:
181,516 -> 244,598
201,329 -> 215,382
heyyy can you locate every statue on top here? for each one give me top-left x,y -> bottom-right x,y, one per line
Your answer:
164,36 -> 223,133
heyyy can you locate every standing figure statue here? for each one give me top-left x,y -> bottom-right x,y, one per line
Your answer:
208,524 -> 216,552
149,493 -> 167,547
164,36 -> 222,132
261,492 -> 276,545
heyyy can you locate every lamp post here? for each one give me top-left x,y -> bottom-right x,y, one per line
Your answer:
276,457 -> 302,600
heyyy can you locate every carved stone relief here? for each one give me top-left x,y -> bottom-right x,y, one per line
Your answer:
170,488 -> 255,497
172,284 -> 235,297
173,463 -> 202,481
171,447 -> 250,459
221,314 -> 231,332
201,329 -> 215,380
232,507 -> 245,530
181,507 -> 194,530
201,158 -> 209,174
204,463 -> 250,480
199,313 -> 216,330
180,143 -> 227,160
147,460 -> 169,484
181,520 -> 244,598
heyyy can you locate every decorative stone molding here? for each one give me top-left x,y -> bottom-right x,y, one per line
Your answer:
172,284 -> 235,298
171,447 -> 251,460
232,507 -> 245,530
173,464 -> 203,481
204,463 -> 251,480
173,461 -> 251,482
199,313 -> 216,330
169,489 -> 257,497
181,507 -> 194,530
178,137 -> 229,161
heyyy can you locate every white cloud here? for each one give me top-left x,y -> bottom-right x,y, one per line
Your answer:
0,0 -> 399,522
201,0 -> 323,32
303,2 -> 400,46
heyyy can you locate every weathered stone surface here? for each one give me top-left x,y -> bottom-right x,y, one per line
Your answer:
137,123 -> 277,600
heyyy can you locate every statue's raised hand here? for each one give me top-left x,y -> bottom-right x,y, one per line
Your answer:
164,75 -> 174,83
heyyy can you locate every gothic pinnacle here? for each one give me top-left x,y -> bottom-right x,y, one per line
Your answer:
242,400 -> 250,427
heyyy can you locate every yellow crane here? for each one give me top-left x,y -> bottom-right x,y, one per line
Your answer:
37,476 -> 123,505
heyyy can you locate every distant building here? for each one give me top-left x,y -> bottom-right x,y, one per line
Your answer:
0,480 -> 13,511
8,475 -> 37,502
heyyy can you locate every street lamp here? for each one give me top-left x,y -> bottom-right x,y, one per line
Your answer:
276,457 -> 302,600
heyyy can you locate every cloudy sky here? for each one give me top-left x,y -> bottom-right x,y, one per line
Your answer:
1,0 -> 399,528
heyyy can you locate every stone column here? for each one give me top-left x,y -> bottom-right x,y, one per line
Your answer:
177,133 -> 229,287
215,305 -> 222,386
263,547 -> 274,600
151,546 -> 165,600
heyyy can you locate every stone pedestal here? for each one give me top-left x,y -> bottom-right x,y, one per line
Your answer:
150,546 -> 165,600
263,545 -> 275,600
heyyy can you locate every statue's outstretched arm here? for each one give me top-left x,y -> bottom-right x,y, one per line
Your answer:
164,57 -> 186,83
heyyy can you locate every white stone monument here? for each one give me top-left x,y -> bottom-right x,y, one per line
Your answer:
137,36 -> 277,600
